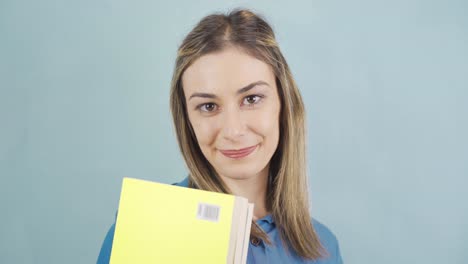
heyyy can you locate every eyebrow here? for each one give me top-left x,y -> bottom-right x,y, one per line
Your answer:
188,80 -> 269,100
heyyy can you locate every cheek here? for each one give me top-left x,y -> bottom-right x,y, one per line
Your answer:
251,107 -> 280,141
190,117 -> 219,146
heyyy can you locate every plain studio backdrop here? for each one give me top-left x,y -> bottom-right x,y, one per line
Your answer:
1,0 -> 467,263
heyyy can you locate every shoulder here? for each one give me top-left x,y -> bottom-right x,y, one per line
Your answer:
97,221 -> 115,264
311,218 -> 338,246
172,176 -> 190,187
311,218 -> 344,263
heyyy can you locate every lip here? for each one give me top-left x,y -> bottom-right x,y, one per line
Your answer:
219,144 -> 258,159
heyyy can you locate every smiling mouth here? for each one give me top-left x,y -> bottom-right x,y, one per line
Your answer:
219,144 -> 258,159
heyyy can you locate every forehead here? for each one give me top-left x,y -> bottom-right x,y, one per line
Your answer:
181,47 -> 275,94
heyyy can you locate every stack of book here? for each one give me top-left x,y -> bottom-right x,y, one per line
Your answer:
109,177 -> 254,264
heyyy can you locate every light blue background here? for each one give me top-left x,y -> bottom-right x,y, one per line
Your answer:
1,0 -> 467,263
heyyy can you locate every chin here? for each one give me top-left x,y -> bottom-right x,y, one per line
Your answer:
221,174 -> 250,181
216,164 -> 266,181
221,173 -> 254,181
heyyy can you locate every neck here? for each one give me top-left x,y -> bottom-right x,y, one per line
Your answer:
219,166 -> 270,220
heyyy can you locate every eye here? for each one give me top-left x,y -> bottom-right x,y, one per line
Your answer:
197,102 -> 218,112
243,95 -> 264,106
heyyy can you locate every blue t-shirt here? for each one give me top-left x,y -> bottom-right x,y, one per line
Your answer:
97,177 -> 343,263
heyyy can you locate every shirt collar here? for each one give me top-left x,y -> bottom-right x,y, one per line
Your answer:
257,214 -> 274,224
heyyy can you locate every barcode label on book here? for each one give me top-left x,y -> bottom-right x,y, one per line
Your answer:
197,203 -> 220,222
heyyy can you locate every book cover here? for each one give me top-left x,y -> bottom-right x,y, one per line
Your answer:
109,177 -> 253,264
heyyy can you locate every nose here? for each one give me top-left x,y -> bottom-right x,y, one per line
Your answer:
221,107 -> 246,142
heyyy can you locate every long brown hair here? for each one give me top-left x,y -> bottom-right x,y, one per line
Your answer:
170,8 -> 325,260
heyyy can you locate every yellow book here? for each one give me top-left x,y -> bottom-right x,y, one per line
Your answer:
109,177 -> 254,264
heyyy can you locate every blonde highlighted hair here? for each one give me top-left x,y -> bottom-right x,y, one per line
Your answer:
170,9 -> 325,260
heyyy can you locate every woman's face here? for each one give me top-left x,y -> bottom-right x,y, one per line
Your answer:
182,47 -> 281,181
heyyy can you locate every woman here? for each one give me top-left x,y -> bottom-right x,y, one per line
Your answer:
98,9 -> 343,263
